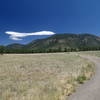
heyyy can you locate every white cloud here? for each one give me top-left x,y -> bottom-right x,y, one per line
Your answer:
5,31 -> 56,40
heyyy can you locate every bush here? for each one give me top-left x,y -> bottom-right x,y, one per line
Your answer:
76,75 -> 87,84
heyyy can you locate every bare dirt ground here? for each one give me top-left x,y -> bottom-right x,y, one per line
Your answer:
68,55 -> 100,100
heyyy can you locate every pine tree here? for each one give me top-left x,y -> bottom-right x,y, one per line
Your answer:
0,46 -> 5,55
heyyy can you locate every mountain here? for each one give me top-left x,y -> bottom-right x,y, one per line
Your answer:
4,33 -> 100,52
6,43 -> 25,50
26,33 -> 100,50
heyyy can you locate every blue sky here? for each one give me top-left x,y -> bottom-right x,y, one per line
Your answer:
0,0 -> 100,45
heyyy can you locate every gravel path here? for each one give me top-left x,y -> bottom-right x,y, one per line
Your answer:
67,55 -> 100,100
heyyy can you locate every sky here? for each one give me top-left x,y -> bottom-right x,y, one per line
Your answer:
0,0 -> 100,45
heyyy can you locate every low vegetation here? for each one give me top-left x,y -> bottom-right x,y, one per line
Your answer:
76,75 -> 87,84
80,51 -> 100,57
0,53 -> 94,100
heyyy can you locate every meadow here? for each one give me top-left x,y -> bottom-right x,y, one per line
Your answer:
0,53 -> 94,100
80,51 -> 100,57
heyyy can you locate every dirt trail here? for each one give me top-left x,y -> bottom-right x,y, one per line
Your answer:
67,55 -> 100,100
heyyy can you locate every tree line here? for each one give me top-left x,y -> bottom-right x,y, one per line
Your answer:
0,46 -> 100,54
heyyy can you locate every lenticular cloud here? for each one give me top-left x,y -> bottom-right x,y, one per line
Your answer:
5,31 -> 56,40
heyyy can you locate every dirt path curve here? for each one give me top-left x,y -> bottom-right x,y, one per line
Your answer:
67,55 -> 100,100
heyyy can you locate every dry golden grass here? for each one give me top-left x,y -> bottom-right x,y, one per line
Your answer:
0,53 -> 94,100
79,51 -> 100,57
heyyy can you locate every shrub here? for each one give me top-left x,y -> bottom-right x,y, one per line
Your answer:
76,75 -> 87,84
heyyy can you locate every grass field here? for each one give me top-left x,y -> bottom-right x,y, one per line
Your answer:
0,53 -> 94,100
80,51 -> 100,57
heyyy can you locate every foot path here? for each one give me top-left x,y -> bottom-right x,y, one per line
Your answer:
68,55 -> 100,100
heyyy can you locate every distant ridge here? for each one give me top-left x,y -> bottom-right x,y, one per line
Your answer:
6,43 -> 25,50
1,33 -> 100,53
25,33 -> 100,50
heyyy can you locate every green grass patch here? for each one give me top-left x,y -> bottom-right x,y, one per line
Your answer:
76,75 -> 87,84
